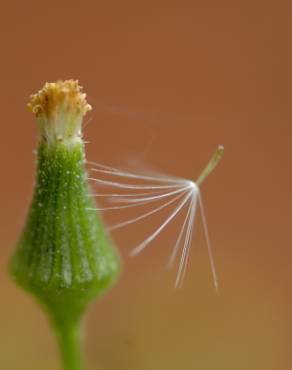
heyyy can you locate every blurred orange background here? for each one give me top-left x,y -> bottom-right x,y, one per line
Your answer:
0,1 -> 291,369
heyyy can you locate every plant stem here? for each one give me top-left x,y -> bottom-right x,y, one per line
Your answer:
56,321 -> 84,370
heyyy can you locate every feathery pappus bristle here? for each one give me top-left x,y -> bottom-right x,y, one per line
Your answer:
86,146 -> 223,290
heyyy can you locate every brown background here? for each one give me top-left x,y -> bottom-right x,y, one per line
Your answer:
0,1 -> 291,369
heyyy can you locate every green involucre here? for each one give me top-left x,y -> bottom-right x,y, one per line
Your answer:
10,140 -> 120,327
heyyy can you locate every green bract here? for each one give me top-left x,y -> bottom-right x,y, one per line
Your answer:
9,80 -> 121,370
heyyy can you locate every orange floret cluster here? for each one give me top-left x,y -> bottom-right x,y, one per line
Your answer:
28,80 -> 92,118
27,80 -> 92,144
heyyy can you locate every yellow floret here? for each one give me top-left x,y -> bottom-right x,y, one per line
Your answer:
28,80 -> 92,144
28,80 -> 91,117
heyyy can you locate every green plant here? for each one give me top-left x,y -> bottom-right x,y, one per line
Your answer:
9,79 -> 223,370
9,80 -> 121,370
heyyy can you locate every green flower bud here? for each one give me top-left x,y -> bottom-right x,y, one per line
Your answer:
10,80 -> 121,370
